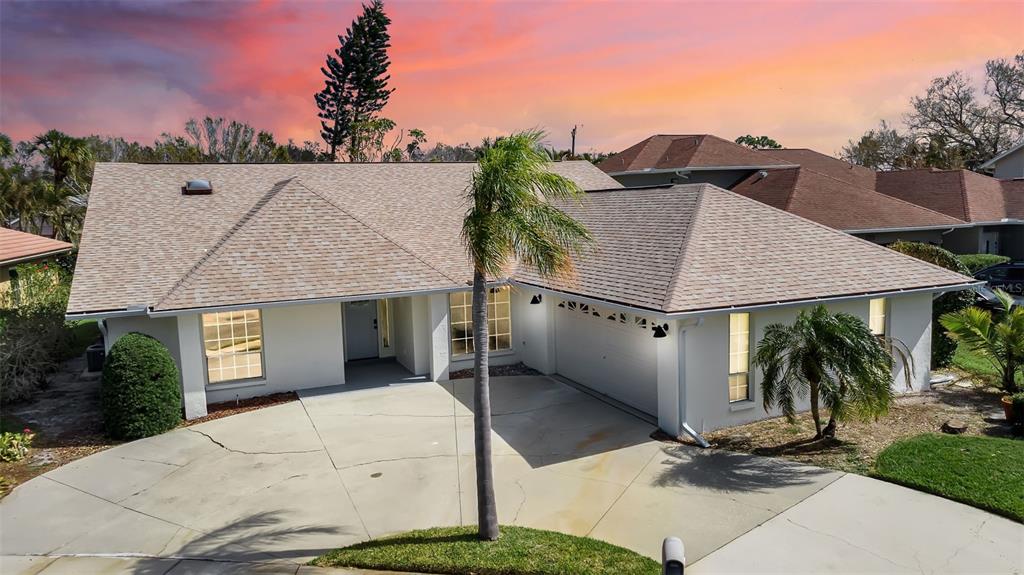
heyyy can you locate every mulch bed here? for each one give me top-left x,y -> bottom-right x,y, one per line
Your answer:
179,392 -> 298,427
449,362 -> 541,380
702,374 -> 1015,474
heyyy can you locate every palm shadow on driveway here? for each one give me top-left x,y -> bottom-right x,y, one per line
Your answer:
127,510 -> 360,575
651,445 -> 836,493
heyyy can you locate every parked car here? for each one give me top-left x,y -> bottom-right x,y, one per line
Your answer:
974,262 -> 1024,297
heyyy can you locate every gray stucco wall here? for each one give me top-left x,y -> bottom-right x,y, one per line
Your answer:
992,147 -> 1024,179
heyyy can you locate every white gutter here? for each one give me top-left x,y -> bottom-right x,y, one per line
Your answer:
661,282 -> 983,319
845,220 -> 1023,234
606,165 -> 799,177
2,247 -> 74,268
513,279 -> 981,321
145,283 -> 493,318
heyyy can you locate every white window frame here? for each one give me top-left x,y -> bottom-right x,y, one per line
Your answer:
449,286 -> 512,358
201,309 -> 266,386
728,312 -> 751,403
869,297 -> 888,337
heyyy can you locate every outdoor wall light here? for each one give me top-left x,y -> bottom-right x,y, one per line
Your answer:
652,323 -> 669,338
530,294 -> 543,305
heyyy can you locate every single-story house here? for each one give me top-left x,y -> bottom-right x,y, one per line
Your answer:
599,135 -> 1024,260
67,161 -> 977,440
0,227 -> 74,296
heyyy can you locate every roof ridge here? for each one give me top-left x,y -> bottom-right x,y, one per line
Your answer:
289,179 -> 465,285
958,169 -> 972,221
662,184 -> 707,309
798,166 -> 967,223
156,177 -> 297,310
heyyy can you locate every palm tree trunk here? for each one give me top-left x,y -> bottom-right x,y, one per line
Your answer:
471,269 -> 499,540
1005,359 -> 1019,394
809,380 -> 823,439
823,380 -> 846,438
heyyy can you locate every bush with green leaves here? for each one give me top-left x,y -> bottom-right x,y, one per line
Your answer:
940,289 -> 1024,393
957,254 -> 1011,274
1012,392 -> 1024,428
0,262 -> 73,403
887,241 -> 974,368
0,429 -> 34,462
101,333 -> 182,440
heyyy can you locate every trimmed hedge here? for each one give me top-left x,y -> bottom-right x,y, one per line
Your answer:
887,241 -> 974,367
101,332 -> 182,440
957,254 -> 1010,274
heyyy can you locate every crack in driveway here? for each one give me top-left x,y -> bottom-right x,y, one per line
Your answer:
187,429 -> 324,456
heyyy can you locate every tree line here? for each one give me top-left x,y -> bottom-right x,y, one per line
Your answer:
842,52 -> 1024,171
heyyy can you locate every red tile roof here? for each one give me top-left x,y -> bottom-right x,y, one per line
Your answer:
0,228 -> 73,266
597,135 -> 793,173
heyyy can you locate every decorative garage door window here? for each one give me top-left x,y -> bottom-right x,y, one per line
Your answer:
557,299 -> 653,332
449,286 -> 512,355
201,309 -> 264,384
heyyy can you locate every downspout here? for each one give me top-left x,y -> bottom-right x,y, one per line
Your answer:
97,319 -> 110,352
676,318 -> 710,448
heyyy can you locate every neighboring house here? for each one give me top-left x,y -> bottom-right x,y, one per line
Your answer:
0,227 -> 73,295
599,135 -> 1024,260
67,162 -> 975,440
979,140 -> 1024,179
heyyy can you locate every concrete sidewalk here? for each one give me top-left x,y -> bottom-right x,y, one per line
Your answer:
2,376 -> 1021,574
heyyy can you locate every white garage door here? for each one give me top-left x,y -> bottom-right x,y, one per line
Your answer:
554,301 -> 658,415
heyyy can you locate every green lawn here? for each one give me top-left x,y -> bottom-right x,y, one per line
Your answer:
952,341 -> 1023,388
312,526 -> 660,575
874,434 -> 1024,523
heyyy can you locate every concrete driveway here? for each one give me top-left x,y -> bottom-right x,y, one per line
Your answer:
2,374 -> 1021,574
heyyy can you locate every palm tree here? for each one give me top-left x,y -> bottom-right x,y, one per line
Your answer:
754,305 -> 906,439
940,289 -> 1023,393
462,130 -> 592,540
33,130 -> 92,193
31,130 -> 92,242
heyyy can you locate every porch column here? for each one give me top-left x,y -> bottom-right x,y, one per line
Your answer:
656,319 -> 682,436
176,313 -> 208,419
428,293 -> 450,381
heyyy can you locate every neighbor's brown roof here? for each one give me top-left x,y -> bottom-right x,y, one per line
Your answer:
875,168 -> 1024,222
68,161 -> 619,314
730,167 -> 965,231
597,135 -> 792,173
761,148 -> 878,190
0,227 -> 73,266
515,184 -> 974,314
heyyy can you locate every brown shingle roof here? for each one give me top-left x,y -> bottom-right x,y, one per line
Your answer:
68,161 -> 620,314
516,184 -> 974,314
597,135 -> 792,173
0,228 -> 73,266
761,148 -> 877,189
875,168 -> 1022,222
731,167 -> 965,231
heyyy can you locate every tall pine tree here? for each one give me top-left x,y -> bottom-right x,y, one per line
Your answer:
315,0 -> 394,161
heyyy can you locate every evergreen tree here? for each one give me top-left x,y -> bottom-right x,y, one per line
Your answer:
314,0 -> 394,160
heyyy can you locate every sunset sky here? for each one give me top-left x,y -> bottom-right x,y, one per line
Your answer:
1,0 -> 1021,156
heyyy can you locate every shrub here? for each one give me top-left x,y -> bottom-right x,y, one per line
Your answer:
101,333 -> 182,440
0,262 -> 73,402
1012,392 -> 1024,428
957,254 -> 1011,274
887,241 -> 974,367
0,429 -> 35,462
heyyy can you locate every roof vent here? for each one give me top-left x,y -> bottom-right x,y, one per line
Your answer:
755,170 -> 769,181
182,179 -> 213,195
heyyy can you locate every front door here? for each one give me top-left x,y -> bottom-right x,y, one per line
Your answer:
344,300 -> 379,361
